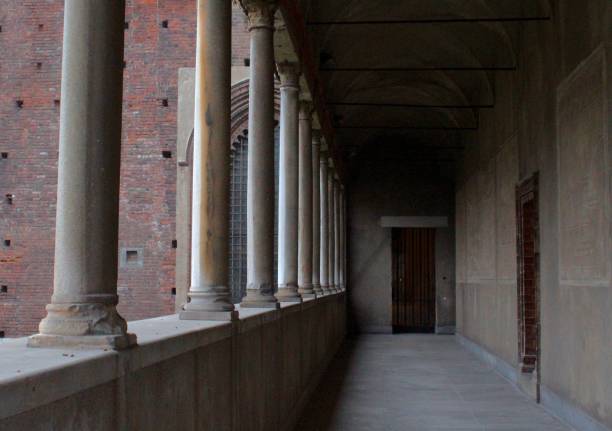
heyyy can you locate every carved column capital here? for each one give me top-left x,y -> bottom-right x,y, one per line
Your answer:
312,129 -> 322,145
299,100 -> 313,120
277,61 -> 300,88
241,0 -> 278,30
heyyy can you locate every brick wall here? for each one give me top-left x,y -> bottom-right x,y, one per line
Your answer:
0,1 -> 251,337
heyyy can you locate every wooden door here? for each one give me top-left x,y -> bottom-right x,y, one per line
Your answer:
516,174 -> 540,389
392,228 -> 436,333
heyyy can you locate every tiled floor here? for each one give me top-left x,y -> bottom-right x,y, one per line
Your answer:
295,335 -> 572,431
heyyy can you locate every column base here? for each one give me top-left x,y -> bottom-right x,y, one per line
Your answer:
240,300 -> 281,309
179,309 -> 239,321
300,292 -> 317,299
276,285 -> 303,303
28,333 -> 137,350
241,286 -> 281,308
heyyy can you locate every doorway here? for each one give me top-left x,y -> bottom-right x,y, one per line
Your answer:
516,173 -> 540,397
392,228 -> 436,333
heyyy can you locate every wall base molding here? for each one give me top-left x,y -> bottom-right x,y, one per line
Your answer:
456,334 -> 611,431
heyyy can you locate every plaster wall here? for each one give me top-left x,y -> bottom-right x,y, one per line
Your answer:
0,294 -> 346,431
455,0 -> 612,426
349,153 -> 455,334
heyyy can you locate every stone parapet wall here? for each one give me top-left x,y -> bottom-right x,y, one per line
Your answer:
0,293 -> 346,431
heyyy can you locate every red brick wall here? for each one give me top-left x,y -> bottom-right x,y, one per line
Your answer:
0,1 -> 250,337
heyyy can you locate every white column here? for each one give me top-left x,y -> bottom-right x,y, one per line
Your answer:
28,0 -> 135,349
276,62 -> 301,302
319,152 -> 331,294
328,165 -> 336,292
311,131 -> 323,296
334,179 -> 341,292
180,0 -> 236,321
340,185 -> 346,291
298,102 -> 315,298
241,0 -> 279,308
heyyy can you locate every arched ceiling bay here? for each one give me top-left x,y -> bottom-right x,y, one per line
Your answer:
294,0 -> 552,173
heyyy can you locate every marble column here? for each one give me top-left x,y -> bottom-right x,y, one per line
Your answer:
28,0 -> 135,349
241,0 -> 279,308
319,152 -> 331,294
340,186 -> 346,291
328,165 -> 337,293
180,0 -> 236,321
276,62 -> 301,302
298,102 -> 315,298
311,131 -> 323,296
334,180 -> 342,292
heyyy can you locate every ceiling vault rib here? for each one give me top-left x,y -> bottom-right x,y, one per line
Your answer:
321,67 -> 516,72
327,102 -> 493,109
307,17 -> 551,26
336,126 -> 478,131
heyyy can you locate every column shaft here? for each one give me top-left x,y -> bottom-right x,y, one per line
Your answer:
29,0 -> 135,349
181,0 -> 235,320
242,0 -> 279,308
276,62 -> 301,302
297,102 -> 314,297
334,180 -> 341,291
311,132 -> 323,296
319,154 -> 330,293
328,168 -> 336,292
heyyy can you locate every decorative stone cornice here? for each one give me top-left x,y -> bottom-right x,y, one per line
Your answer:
241,0 -> 278,30
299,100 -> 313,120
277,61 -> 300,88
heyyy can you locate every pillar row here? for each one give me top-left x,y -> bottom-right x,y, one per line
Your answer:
28,0 -> 136,349
241,0 -> 279,308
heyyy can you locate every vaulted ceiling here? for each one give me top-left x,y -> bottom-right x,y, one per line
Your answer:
294,0 -> 552,173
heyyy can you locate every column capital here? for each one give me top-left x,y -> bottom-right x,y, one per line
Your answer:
312,129 -> 322,145
241,0 -> 278,30
299,100 -> 313,120
277,61 -> 300,88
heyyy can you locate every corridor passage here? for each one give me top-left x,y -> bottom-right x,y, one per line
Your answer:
295,335 -> 571,431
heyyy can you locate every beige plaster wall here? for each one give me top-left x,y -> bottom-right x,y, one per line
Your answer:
0,295 -> 346,431
455,0 -> 612,426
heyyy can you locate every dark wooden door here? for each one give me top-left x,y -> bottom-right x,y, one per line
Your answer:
392,228 -> 436,333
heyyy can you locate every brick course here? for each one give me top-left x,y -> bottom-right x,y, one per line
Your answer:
0,1 -> 250,337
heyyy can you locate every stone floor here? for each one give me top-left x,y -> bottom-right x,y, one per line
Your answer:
295,335 -> 572,431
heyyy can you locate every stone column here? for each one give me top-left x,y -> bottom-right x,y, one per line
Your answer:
340,186 -> 346,291
319,152 -> 331,294
328,165 -> 337,292
180,0 -> 236,321
298,102 -> 315,298
334,180 -> 342,292
241,0 -> 279,308
276,62 -> 301,302
311,131 -> 323,296
28,0 -> 135,349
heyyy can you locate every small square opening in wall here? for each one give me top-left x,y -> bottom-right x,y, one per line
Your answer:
1,285 -> 7,293
38,24 -> 44,31
171,288 -> 176,295
124,22 -> 129,30
16,100 -> 23,109
119,247 -> 143,268
161,98 -> 168,107
161,20 -> 169,28
4,239 -> 11,247
162,151 -> 172,159
0,331 -> 4,338
171,239 -> 177,248
244,58 -> 250,67
1,153 -> 8,159
54,99 -> 60,107
36,62 -> 42,69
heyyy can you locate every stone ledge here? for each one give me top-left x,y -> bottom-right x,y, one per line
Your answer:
0,292 -> 346,421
